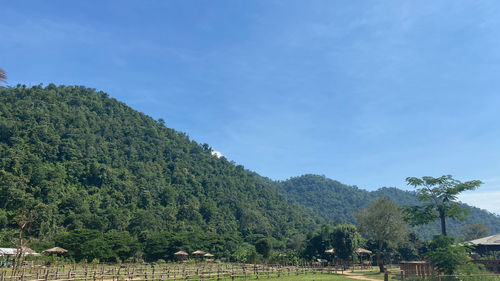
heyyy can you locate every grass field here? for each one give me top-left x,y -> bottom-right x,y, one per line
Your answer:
350,269 -> 394,280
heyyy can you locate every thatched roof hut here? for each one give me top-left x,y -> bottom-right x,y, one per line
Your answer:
204,253 -> 214,258
174,251 -> 188,256
192,250 -> 206,255
324,248 -> 335,254
357,248 -> 372,254
43,247 -> 68,255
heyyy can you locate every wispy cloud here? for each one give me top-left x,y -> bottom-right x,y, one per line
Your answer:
458,191 -> 500,215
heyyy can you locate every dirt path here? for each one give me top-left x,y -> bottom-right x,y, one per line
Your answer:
341,271 -> 381,281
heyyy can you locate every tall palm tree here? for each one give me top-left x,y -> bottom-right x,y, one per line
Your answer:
0,68 -> 6,83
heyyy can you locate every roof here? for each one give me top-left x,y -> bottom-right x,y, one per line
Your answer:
43,247 -> 68,254
0,248 -> 40,256
0,248 -> 17,256
204,253 -> 214,257
192,250 -> 206,255
357,248 -> 372,254
468,234 -> 500,246
174,251 -> 188,256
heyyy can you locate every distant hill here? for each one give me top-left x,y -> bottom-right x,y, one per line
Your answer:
275,174 -> 500,239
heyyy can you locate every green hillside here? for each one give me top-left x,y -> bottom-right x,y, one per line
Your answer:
276,174 -> 500,239
0,85 -> 497,262
0,85 -> 320,261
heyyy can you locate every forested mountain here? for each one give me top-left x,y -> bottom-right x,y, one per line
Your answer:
275,174 -> 500,239
0,85 -> 497,262
0,85 -> 320,260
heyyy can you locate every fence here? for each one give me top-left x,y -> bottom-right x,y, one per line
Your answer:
0,263 -> 350,281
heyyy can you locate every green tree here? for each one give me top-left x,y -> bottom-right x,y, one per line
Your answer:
0,69 -> 6,84
356,197 -> 407,272
255,238 -> 271,259
232,242 -> 258,263
424,235 -> 470,275
405,175 -> 482,236
331,224 -> 360,265
461,224 -> 489,242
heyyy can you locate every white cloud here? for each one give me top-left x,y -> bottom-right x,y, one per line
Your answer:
458,191 -> 500,215
211,150 -> 223,158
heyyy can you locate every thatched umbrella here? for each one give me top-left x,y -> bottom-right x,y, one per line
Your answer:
203,253 -> 214,258
357,248 -> 372,265
357,248 -> 372,254
174,250 -> 188,256
43,247 -> 68,255
21,247 -> 41,256
192,250 -> 206,255
174,250 -> 188,260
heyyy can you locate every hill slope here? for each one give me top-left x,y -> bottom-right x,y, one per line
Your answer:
276,174 -> 500,239
0,85 -> 319,246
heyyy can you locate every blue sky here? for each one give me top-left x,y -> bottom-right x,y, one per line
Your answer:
1,1 -> 500,214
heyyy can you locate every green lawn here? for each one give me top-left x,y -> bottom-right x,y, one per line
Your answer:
350,268 -> 397,281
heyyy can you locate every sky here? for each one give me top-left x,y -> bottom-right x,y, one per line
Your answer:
1,1 -> 500,214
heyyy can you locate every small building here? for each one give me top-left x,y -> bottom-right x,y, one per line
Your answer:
468,233 -> 500,273
400,261 -> 433,278
0,248 -> 40,258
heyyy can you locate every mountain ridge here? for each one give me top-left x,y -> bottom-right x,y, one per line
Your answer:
273,174 -> 500,239
0,84 -> 497,257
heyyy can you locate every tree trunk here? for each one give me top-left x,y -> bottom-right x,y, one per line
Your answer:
440,213 -> 447,236
377,241 -> 384,273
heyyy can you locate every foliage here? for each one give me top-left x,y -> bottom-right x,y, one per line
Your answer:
55,229 -> 138,262
275,175 -> 500,240
356,197 -> 407,272
302,225 -> 332,260
461,224 -> 490,242
231,242 -> 258,263
255,238 -> 271,259
0,69 -> 6,84
0,84 -> 319,260
405,175 -> 482,236
330,224 -> 360,263
424,235 -> 471,275
455,262 -> 486,275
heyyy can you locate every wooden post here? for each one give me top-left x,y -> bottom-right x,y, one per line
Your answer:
384,271 -> 388,281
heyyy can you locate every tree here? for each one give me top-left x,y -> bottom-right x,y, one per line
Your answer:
405,175 -> 482,236
461,224 -> 489,242
255,238 -> 271,259
0,69 -> 6,83
331,224 -> 360,265
356,197 -> 408,272
424,235 -> 470,275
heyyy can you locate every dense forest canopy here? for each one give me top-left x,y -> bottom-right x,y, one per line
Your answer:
275,174 -> 500,239
0,84 -> 320,260
0,84 -> 498,262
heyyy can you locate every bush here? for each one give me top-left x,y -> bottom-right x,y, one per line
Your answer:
424,235 -> 470,275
